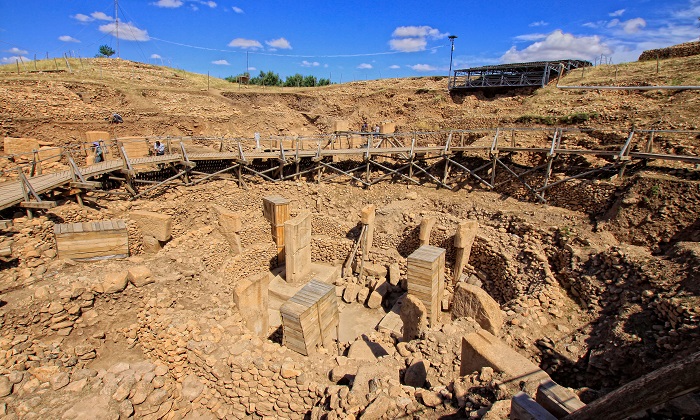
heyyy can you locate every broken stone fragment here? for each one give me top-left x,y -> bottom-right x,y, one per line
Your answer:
102,271 -> 129,294
451,283 -> 503,335
400,294 -> 428,341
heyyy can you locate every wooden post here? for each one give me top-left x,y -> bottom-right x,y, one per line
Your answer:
564,351 -> 700,420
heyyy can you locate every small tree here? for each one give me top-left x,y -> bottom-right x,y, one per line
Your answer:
96,45 -> 116,58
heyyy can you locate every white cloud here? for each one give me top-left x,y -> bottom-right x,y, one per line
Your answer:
501,29 -> 612,62
389,25 -> 447,52
91,11 -> 113,21
153,0 -> 183,8
389,37 -> 427,52
514,33 -> 548,42
266,38 -> 291,49
202,1 -> 217,8
672,0 -> 700,19
301,60 -> 319,67
248,66 -> 257,71
99,22 -> 150,41
357,63 -> 373,69
228,38 -> 262,49
410,64 -> 437,71
392,26 -> 447,40
212,59 -> 230,65
151,54 -> 162,59
609,9 -> 626,17
529,21 -> 548,27
59,35 -> 80,43
1,56 -> 31,64
389,64 -> 400,69
622,18 -> 646,34
72,13 -> 92,22
232,6 -> 244,13
6,47 -> 28,55
582,21 -> 605,29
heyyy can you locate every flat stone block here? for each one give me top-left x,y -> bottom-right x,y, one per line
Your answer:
130,210 -> 172,242
461,330 -> 550,392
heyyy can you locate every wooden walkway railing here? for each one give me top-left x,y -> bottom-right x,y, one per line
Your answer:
1,128 -> 698,213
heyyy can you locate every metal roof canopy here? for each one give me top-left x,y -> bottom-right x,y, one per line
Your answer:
449,59 -> 591,91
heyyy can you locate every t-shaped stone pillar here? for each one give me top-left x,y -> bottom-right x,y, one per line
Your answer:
233,272 -> 272,337
262,195 -> 290,264
453,220 -> 478,283
284,212 -> 312,284
360,204 -> 376,261
419,217 -> 436,246
213,205 -> 243,255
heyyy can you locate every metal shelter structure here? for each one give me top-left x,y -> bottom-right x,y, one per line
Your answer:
449,60 -> 591,91
0,128 -> 698,218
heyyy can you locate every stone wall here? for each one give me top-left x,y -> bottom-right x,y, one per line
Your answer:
639,41 -> 700,61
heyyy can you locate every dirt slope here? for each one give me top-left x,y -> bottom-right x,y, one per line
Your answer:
1,55 -> 699,144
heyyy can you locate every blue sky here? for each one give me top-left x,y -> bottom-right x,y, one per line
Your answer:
1,0 -> 699,81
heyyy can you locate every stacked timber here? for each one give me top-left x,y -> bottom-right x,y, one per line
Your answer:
407,245 -> 445,327
280,279 -> 338,356
54,220 -> 129,260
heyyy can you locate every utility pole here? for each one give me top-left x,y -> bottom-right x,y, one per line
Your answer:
115,0 -> 120,58
448,35 -> 458,89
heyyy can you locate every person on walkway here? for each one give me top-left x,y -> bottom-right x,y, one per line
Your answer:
154,141 -> 165,156
93,142 -> 104,163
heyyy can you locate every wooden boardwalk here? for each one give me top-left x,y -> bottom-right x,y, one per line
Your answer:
1,128 -> 698,211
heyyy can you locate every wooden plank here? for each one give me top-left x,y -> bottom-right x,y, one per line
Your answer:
20,201 -> 57,209
69,181 -> 101,189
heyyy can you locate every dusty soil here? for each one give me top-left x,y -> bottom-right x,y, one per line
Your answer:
0,48 -> 698,419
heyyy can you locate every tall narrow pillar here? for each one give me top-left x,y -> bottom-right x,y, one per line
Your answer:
284,212 -> 312,284
419,217 -> 436,246
453,220 -> 478,283
360,204 -> 376,261
262,195 -> 290,264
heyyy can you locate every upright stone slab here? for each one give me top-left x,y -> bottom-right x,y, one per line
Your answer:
213,205 -> 243,255
3,137 -> 40,157
119,137 -> 150,158
451,283 -> 503,335
400,294 -> 427,341
407,245 -> 445,327
233,272 -> 272,337
280,279 -> 339,355
361,204 -> 376,261
419,217 -> 436,246
262,195 -> 290,263
284,212 -> 312,284
454,220 -> 479,281
511,392 -> 558,420
535,380 -> 586,418
130,210 -> 172,242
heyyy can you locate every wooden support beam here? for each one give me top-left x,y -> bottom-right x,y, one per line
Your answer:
495,158 -> 546,203
20,201 -> 57,209
69,181 -> 101,190
564,351 -> 700,420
